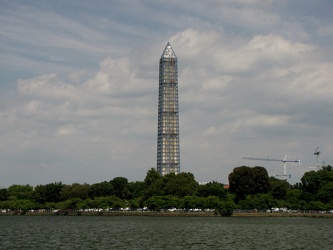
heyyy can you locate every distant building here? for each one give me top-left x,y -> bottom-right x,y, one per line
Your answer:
157,43 -> 180,176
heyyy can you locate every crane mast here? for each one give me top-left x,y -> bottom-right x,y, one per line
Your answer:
243,155 -> 300,181
309,147 -> 322,171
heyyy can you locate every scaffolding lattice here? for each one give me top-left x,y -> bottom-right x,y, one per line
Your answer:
157,43 -> 180,176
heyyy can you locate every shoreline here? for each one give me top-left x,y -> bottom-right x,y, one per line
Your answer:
1,211 -> 333,217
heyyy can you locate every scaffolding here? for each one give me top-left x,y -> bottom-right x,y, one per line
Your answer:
157,43 -> 180,176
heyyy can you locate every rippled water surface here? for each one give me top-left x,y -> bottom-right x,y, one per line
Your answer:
1,215 -> 333,249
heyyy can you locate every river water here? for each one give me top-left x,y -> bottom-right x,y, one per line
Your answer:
1,215 -> 332,249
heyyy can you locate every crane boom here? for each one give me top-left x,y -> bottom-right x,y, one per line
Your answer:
242,155 -> 300,181
243,156 -> 300,163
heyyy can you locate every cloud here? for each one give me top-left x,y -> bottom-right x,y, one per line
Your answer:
1,1 -> 333,186
168,28 -> 332,182
55,125 -> 79,137
17,74 -> 78,99
203,114 -> 289,136
4,27 -> 333,185
85,57 -> 144,97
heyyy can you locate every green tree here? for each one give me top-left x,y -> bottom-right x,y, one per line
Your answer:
162,172 -> 199,197
83,198 -> 99,210
239,193 -> 275,210
91,197 -> 109,210
144,195 -> 182,210
229,166 -> 270,202
110,177 -> 128,199
285,189 -> 303,209
269,177 -> 291,200
113,200 -> 124,210
104,196 -> 120,210
7,184 -> 34,200
44,202 -> 56,211
193,196 -> 206,209
301,166 -> 333,194
205,196 -> 223,210
145,196 -> 165,210
301,171 -> 321,194
128,198 -> 140,210
1,200 -> 14,210
183,195 -> 199,209
300,166 -> 333,205
89,181 -> 114,198
144,168 -> 161,187
196,181 -> 226,198
143,178 -> 164,198
203,195 -> 235,216
3,199 -> 38,211
218,200 -> 236,216
34,182 -> 63,204
65,197 -> 82,210
125,181 -> 146,200
317,182 -> 333,203
0,188 -> 9,201
60,183 -> 90,201
252,166 -> 270,194
305,201 -> 326,210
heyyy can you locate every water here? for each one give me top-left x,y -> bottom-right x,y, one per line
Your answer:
1,215 -> 332,249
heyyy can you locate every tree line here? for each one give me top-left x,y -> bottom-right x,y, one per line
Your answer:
1,165 -> 332,215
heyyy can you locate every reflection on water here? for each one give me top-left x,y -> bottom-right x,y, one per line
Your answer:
1,216 -> 332,249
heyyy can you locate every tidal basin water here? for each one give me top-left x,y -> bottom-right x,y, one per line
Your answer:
1,215 -> 332,249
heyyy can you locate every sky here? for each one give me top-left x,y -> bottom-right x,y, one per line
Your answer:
1,0 -> 333,187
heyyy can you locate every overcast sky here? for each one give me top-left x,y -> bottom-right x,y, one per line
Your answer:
1,0 -> 333,187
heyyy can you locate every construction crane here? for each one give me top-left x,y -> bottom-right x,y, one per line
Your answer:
243,155 -> 300,181
309,147 -> 322,171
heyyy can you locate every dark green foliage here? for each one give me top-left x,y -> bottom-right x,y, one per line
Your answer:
197,181 -> 226,198
162,172 -> 199,197
204,196 -> 223,210
306,201 -> 327,210
142,168 -> 162,198
7,184 -> 34,200
34,182 -> 63,203
145,195 -> 182,210
128,198 -> 140,210
65,198 -> 82,210
285,189 -> 303,209
144,168 -> 161,187
0,188 -> 9,201
217,200 -> 236,216
238,193 -> 277,210
125,181 -> 146,200
229,166 -> 270,202
301,166 -> 333,194
0,199 -> 38,211
89,181 -> 114,198
269,177 -> 290,200
316,182 -> 333,203
301,171 -> 321,194
110,177 -> 128,199
143,172 -> 198,199
183,195 -> 203,209
252,166 -> 270,194
2,165 -> 333,212
143,177 -> 164,198
300,165 -> 333,206
60,183 -> 90,201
